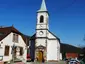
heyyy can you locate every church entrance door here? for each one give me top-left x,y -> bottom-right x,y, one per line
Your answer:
38,51 -> 43,62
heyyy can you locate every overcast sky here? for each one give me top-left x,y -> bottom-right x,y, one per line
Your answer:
0,0 -> 85,46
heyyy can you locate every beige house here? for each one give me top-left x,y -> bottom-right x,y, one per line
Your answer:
0,26 -> 28,63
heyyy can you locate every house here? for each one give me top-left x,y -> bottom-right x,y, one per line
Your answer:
29,0 -> 61,62
0,26 -> 29,63
60,43 -> 82,60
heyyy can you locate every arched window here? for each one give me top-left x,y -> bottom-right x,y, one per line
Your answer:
40,15 -> 44,23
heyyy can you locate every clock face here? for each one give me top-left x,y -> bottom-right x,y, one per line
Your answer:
39,31 -> 43,35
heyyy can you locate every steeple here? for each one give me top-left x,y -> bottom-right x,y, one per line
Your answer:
38,0 -> 48,12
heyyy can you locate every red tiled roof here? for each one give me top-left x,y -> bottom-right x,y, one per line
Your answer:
0,26 -> 29,45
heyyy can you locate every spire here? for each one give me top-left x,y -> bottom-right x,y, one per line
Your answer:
38,0 -> 47,12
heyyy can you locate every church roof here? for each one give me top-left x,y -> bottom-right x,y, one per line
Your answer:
30,34 -> 36,40
48,30 -> 60,42
38,0 -> 48,12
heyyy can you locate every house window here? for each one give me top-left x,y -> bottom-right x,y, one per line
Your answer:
40,15 -> 44,23
20,47 -> 23,56
13,33 -> 18,43
4,46 -> 10,56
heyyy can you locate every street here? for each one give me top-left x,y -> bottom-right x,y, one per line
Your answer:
14,61 -> 66,64
26,61 -> 66,64
26,62 -> 57,64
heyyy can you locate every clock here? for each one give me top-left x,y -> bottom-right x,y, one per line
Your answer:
39,31 -> 43,35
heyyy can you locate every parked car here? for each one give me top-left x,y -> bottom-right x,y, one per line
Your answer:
69,59 -> 80,64
69,60 -> 76,64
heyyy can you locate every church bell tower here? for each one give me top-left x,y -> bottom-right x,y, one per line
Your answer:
36,0 -> 49,46
35,0 -> 49,61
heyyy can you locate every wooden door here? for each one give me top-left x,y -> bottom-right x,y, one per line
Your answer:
38,51 -> 43,62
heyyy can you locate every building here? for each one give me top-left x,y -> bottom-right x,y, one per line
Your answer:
0,26 -> 29,63
60,43 -> 82,59
30,0 -> 61,62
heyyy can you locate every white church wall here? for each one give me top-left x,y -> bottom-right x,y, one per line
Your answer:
36,24 -> 48,29
36,39 -> 46,47
47,32 -> 56,39
60,53 -> 62,60
36,30 -> 47,37
56,40 -> 60,61
47,39 -> 58,61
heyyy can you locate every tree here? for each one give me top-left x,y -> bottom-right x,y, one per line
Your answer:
82,47 -> 85,62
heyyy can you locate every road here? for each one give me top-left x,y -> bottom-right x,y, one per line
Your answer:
26,62 -> 57,64
13,61 -> 66,64
26,61 -> 66,64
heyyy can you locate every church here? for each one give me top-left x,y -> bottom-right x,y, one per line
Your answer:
30,0 -> 61,62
